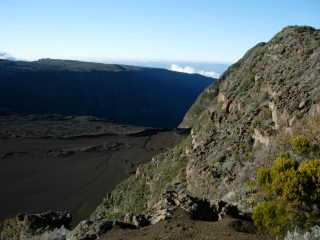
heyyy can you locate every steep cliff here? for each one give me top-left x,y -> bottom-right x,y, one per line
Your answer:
91,26 -> 320,223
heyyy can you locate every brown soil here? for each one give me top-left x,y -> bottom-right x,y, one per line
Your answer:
103,209 -> 274,240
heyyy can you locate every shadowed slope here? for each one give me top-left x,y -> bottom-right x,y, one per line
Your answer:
0,59 -> 214,128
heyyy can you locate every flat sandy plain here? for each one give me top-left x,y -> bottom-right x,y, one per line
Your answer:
0,115 -> 186,225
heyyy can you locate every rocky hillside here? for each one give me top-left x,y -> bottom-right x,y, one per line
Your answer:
0,59 -> 213,128
177,25 -> 320,202
82,26 -> 320,237
93,25 -> 319,214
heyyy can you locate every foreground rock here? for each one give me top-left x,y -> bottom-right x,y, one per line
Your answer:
101,209 -> 271,240
68,185 -> 250,240
149,184 -> 224,224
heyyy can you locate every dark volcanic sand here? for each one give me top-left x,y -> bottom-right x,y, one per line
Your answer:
0,115 -> 186,225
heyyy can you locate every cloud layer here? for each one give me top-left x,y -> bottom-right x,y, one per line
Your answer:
169,64 -> 220,78
0,52 -> 14,60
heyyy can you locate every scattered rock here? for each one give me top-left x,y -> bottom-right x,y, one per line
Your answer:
148,185 -> 244,224
122,213 -> 150,227
299,100 -> 307,109
68,219 -> 113,240
252,128 -> 270,147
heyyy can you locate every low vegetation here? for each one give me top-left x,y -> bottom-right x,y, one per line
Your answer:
253,116 -> 320,237
94,136 -> 191,220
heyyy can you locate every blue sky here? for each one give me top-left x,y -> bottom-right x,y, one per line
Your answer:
1,0 -> 319,63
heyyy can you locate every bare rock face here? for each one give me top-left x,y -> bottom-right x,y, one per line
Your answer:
177,25 -> 320,207
0,211 -> 71,240
252,128 -> 270,146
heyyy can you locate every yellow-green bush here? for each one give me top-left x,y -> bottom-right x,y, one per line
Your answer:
290,135 -> 311,154
257,156 -> 300,201
253,158 -> 320,236
256,167 -> 272,191
252,200 -> 296,236
298,160 -> 320,203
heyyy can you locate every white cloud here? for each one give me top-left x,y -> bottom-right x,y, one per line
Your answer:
0,52 -> 15,60
169,64 -> 220,78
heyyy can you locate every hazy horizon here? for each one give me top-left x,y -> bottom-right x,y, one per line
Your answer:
0,52 -> 230,78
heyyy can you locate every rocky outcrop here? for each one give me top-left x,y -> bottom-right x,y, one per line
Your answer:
147,184 -> 247,224
148,184 -> 219,224
67,183 -> 248,239
68,219 -> 113,240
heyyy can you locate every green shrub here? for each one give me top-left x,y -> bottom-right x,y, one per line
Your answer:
298,160 -> 320,204
253,158 -> 320,236
256,167 -> 272,191
253,200 -> 296,236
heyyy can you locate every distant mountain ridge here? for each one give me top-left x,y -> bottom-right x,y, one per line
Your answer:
0,58 -> 214,128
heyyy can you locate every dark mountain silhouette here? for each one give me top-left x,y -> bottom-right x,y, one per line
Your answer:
0,59 -> 214,128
